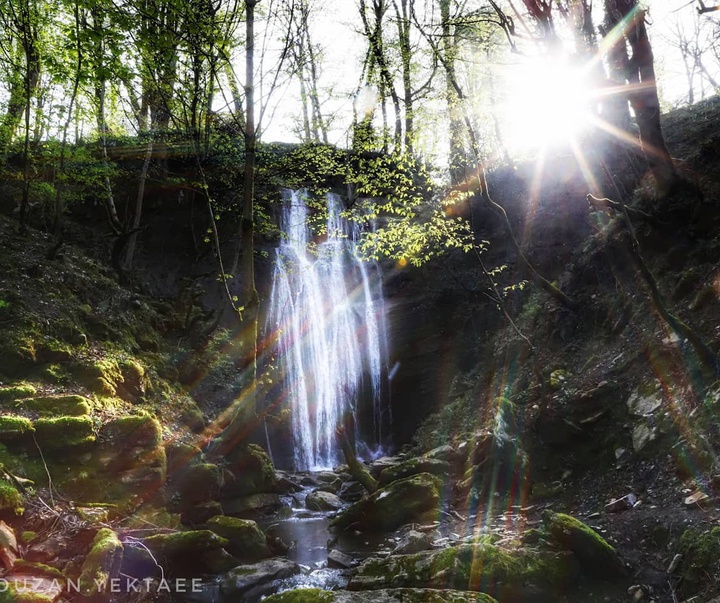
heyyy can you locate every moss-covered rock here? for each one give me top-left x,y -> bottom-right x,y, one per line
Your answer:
331,473 -> 441,532
0,415 -> 34,443
78,528 -> 124,596
220,558 -> 300,598
100,414 -> 161,449
169,463 -> 222,509
541,510 -> 625,579
70,359 -> 122,397
0,480 -> 24,514
33,416 -> 95,450
206,515 -> 271,561
349,543 -> 579,599
221,444 -> 277,497
143,530 -> 237,576
0,383 -> 37,403
378,458 -> 450,487
264,589 -> 500,603
21,395 -> 91,416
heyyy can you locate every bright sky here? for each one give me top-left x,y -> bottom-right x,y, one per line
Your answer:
255,0 -> 720,151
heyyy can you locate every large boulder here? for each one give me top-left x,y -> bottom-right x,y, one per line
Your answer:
378,458 -> 450,487
541,510 -> 626,580
306,490 -> 343,511
348,543 -> 579,600
220,558 -> 300,599
78,528 -> 124,597
221,444 -> 277,497
263,588 -> 499,603
206,515 -> 271,561
143,530 -> 237,576
331,473 -> 441,532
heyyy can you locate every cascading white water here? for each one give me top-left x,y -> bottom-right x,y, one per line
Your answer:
267,190 -> 388,470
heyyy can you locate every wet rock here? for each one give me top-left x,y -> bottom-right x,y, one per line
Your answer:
327,549 -> 354,569
144,530 -> 237,576
306,490 -> 343,511
220,558 -> 300,598
78,528 -> 124,596
263,588 -> 499,603
604,493 -> 637,513
222,493 -> 282,517
391,530 -> 434,555
331,473 -> 441,532
348,543 -> 579,599
378,458 -> 450,487
221,444 -> 277,497
541,510 -> 625,579
275,473 -> 303,494
206,515 -> 271,562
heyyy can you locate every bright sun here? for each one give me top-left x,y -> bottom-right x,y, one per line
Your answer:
500,57 -> 595,154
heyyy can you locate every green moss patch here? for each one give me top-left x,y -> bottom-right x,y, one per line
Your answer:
0,480 -> 24,514
541,510 -> 625,579
33,416 -> 95,450
78,528 -> 124,595
144,530 -> 237,576
100,415 -> 161,449
349,543 -> 578,598
20,395 -> 91,416
0,384 -> 37,403
332,473 -> 442,532
679,526 -> 720,590
206,515 -> 271,561
0,416 -> 34,442
263,589 -> 336,603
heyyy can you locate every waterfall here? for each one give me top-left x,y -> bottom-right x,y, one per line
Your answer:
266,190 -> 388,470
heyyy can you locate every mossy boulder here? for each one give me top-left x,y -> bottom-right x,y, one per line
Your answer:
221,444 -> 277,497
0,415 -> 34,443
349,543 -> 579,599
143,530 -> 237,576
206,515 -> 271,561
21,395 -> 91,416
264,589 -> 499,603
378,458 -> 450,487
33,416 -> 95,450
169,463 -> 222,509
70,359 -> 122,397
541,510 -> 625,579
331,473 -> 441,532
98,415 -> 164,474
0,573 -> 65,603
306,490 -> 343,511
78,528 -> 124,597
0,480 -> 24,514
220,558 -> 300,598
0,383 -> 36,403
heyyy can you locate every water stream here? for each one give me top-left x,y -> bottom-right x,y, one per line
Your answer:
266,190 -> 389,470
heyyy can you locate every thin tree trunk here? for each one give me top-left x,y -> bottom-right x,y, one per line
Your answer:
124,138 -> 153,269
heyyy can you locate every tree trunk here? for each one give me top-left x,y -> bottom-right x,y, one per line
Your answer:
604,0 -> 678,194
